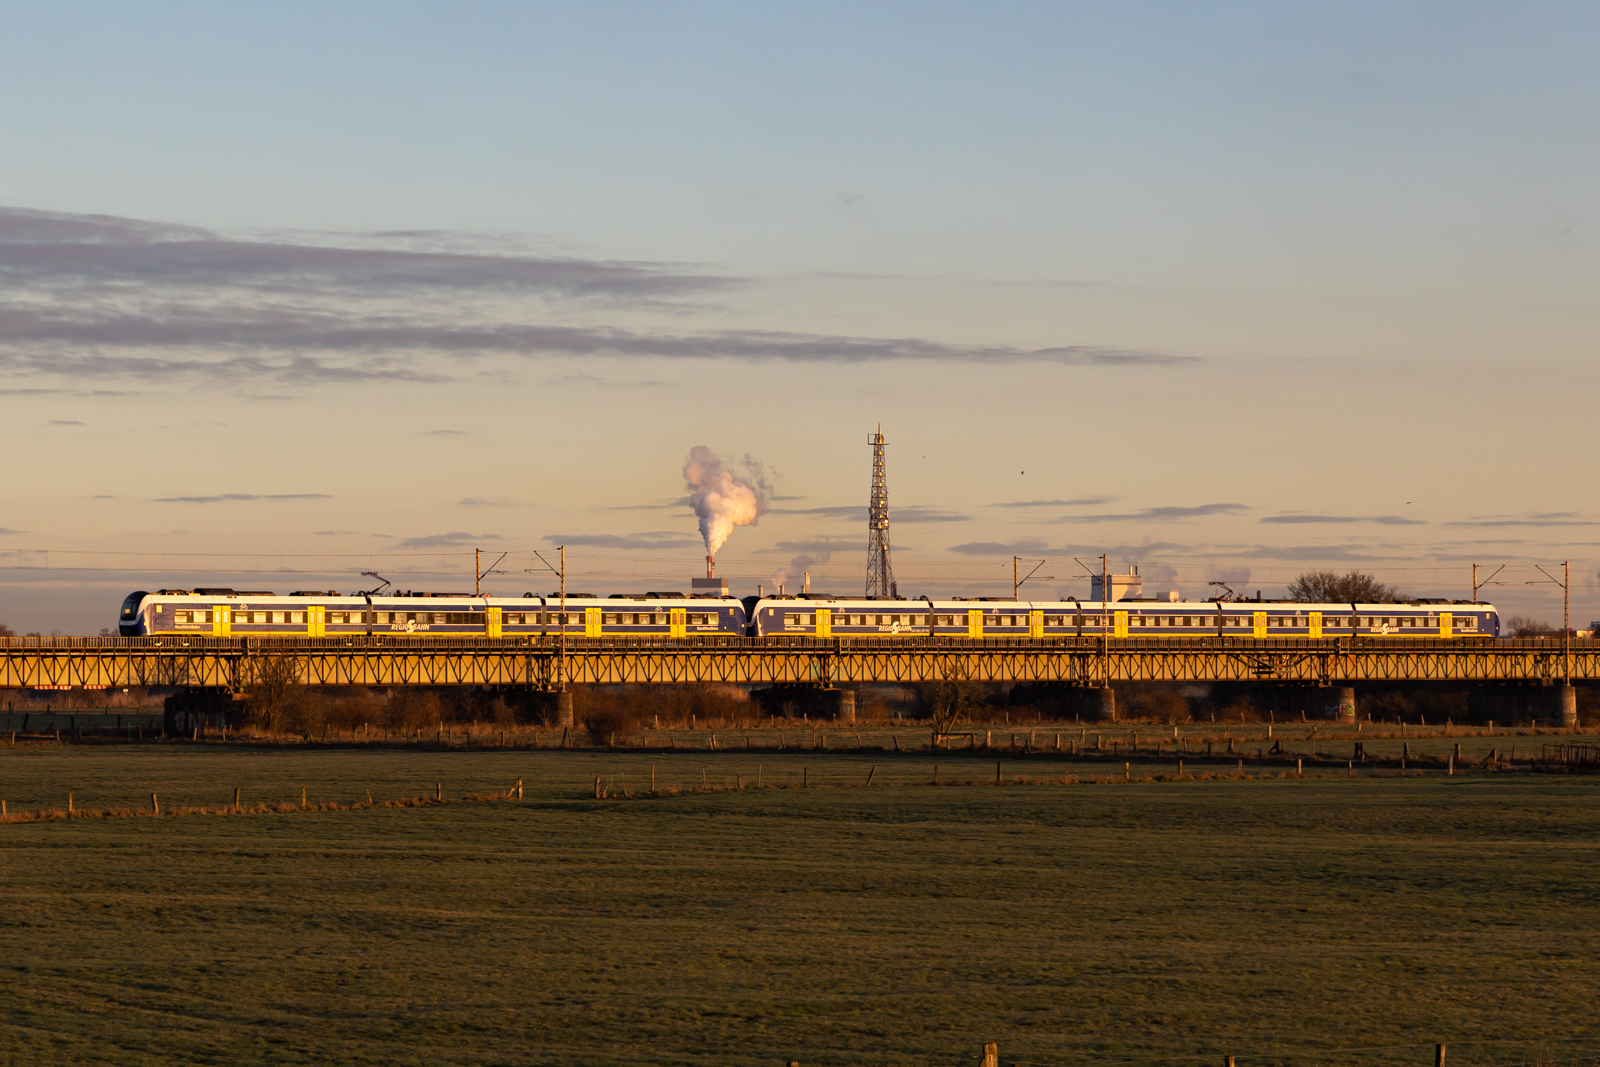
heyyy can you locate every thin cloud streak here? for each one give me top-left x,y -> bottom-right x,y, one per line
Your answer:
153,493 -> 332,504
1052,503 -> 1249,523
1445,513 -> 1598,527
394,531 -> 502,549
1261,514 -> 1426,526
0,306 -> 1183,366
0,206 -> 728,301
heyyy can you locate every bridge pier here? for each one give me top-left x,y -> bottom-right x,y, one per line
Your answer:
1095,687 -> 1116,723
1557,684 -> 1577,728
163,687 -> 241,737
1334,687 -> 1357,723
516,689 -> 575,726
1007,684 -> 1116,721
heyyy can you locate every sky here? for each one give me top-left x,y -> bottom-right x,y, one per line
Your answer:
1,1 -> 1597,632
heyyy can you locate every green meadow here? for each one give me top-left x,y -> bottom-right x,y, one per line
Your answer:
3,741 -> 1600,1066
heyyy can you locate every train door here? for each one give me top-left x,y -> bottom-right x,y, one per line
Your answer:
1029,609 -> 1044,638
815,609 -> 831,638
487,607 -> 502,638
308,606 -> 325,637
1439,612 -> 1453,639
1309,612 -> 1322,639
585,607 -> 602,637
213,606 -> 229,637
1113,611 -> 1128,638
670,608 -> 686,638
968,609 -> 983,638
1253,611 -> 1267,638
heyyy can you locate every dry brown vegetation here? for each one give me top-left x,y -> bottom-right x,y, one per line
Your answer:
577,684 -> 753,744
0,789 -> 522,825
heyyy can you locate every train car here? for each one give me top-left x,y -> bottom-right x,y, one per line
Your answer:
747,594 -> 1500,639
117,589 -> 747,638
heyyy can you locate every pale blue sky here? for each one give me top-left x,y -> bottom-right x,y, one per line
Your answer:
1,2 -> 1596,630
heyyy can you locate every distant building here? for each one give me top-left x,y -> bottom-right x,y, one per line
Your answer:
1090,566 -> 1142,603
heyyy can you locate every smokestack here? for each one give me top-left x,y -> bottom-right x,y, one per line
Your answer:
706,554 -> 715,579
804,571 -> 810,593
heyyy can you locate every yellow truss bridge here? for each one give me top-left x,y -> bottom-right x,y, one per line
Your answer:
2,636 -> 1594,690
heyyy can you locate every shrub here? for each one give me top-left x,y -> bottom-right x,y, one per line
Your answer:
386,689 -> 443,733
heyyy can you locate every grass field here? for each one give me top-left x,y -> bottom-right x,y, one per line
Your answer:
4,742 -> 1600,1066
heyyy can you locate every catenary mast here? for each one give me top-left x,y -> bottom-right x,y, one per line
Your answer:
866,426 -> 896,598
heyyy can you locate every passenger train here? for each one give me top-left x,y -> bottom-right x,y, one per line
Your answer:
118,588 -> 1500,639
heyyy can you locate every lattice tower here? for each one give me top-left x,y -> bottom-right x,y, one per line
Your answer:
866,427 -> 896,598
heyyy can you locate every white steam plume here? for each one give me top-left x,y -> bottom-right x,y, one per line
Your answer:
683,445 -> 770,560
771,550 -> 828,593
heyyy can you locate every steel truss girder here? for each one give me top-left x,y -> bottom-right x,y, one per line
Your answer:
0,637 -> 1593,689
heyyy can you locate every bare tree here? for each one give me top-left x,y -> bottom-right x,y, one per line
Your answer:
1286,569 -> 1400,603
1505,615 -> 1555,638
922,673 -> 988,748
242,653 -> 303,734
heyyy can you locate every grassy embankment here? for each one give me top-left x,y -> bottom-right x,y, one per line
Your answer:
3,744 -> 1600,1066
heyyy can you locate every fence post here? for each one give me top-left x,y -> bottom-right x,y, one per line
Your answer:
981,1043 -> 999,1067
1436,1043 -> 1446,1067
